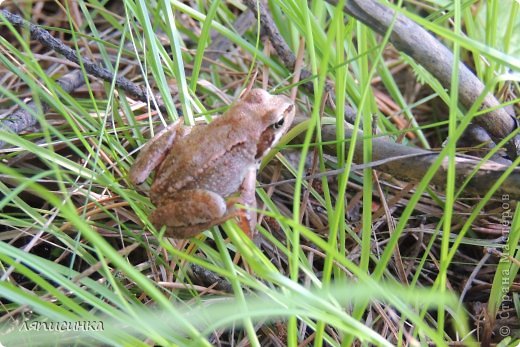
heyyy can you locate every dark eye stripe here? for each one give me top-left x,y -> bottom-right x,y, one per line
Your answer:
255,131 -> 275,159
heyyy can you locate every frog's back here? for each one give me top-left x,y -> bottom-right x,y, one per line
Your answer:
151,118 -> 257,198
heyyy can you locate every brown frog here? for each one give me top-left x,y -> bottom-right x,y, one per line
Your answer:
129,89 -> 295,238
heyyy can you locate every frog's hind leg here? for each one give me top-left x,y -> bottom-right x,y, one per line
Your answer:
149,189 -> 236,239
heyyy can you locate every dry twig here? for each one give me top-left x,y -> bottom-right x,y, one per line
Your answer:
314,119 -> 520,199
0,69 -> 85,148
0,10 -> 154,104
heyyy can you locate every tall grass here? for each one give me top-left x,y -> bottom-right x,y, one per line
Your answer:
0,0 -> 518,345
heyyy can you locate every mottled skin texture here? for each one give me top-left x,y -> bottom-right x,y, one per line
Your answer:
129,89 -> 295,238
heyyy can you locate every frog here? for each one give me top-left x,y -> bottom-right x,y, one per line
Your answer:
129,88 -> 295,238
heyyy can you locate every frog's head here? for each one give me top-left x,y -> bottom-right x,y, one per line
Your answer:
238,89 -> 295,159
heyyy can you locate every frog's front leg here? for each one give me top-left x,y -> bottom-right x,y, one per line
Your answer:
236,167 -> 258,238
150,189 -> 233,238
129,118 -> 188,185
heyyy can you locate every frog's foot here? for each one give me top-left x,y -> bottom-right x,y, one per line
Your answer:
225,197 -> 257,239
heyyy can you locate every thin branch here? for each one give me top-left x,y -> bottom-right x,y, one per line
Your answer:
0,9 -> 155,105
0,69 -> 85,149
290,117 -> 520,199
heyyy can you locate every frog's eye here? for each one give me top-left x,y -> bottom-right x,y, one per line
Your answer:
272,118 -> 285,129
